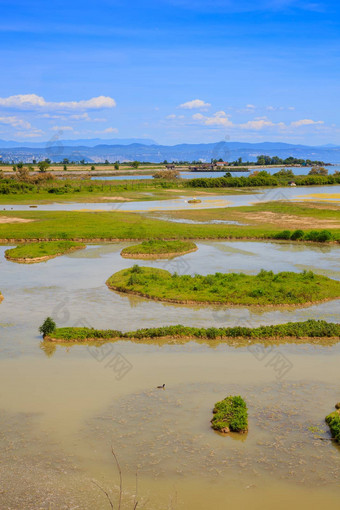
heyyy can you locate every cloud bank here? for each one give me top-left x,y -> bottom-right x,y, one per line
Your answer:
0,94 -> 116,111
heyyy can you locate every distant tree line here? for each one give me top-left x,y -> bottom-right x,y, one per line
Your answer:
223,155 -> 328,166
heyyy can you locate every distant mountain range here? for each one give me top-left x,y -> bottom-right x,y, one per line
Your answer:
1,140 -> 340,163
0,137 -> 157,149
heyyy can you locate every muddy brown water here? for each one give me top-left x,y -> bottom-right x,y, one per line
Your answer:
0,241 -> 339,509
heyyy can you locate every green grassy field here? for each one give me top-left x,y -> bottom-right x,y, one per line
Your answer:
121,239 -> 197,257
0,208 -> 339,243
106,266 -> 340,306
5,240 -> 85,261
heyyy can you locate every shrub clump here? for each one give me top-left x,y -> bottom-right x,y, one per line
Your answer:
211,395 -> 248,433
274,229 -> 333,243
39,317 -> 56,337
325,404 -> 340,444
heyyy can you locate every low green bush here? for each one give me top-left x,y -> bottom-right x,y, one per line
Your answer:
274,229 -> 333,243
325,408 -> 340,443
211,396 -> 248,433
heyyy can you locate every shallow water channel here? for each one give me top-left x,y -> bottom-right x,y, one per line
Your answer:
1,184 -> 340,212
0,240 -> 340,509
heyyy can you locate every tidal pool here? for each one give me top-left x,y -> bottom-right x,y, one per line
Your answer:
0,241 -> 339,509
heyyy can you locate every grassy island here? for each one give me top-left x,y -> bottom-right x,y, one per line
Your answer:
106,266 -> 340,307
211,396 -> 248,434
44,320 -> 340,344
121,240 -> 197,259
325,405 -> 340,444
5,240 -> 86,263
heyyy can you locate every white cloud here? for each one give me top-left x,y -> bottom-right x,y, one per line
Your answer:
0,94 -> 116,111
290,118 -> 324,127
178,99 -> 211,110
239,117 -> 324,131
51,125 -> 73,131
69,113 -> 91,121
99,127 -> 119,134
0,115 -> 31,129
239,115 -> 289,130
15,129 -> 44,138
193,110 -> 233,127
40,113 -> 66,119
166,114 -> 177,119
240,118 -> 277,130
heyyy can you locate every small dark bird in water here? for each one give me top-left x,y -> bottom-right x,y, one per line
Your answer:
157,383 -> 165,389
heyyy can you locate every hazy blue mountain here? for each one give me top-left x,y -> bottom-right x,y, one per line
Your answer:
1,140 -> 340,163
0,137 -> 157,149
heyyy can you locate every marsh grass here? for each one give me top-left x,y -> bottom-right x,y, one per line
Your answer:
46,320 -> 340,343
121,239 -> 197,257
0,208 -> 339,243
5,240 -> 85,261
106,267 -> 340,306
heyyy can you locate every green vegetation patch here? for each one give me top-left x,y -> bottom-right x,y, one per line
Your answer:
46,320 -> 340,343
185,172 -> 340,189
121,239 -> 197,258
211,396 -> 248,433
5,240 -> 85,262
0,209 -> 339,244
106,266 -> 340,306
325,407 -> 340,444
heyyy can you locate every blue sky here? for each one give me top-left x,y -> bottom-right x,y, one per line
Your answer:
0,0 -> 339,145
